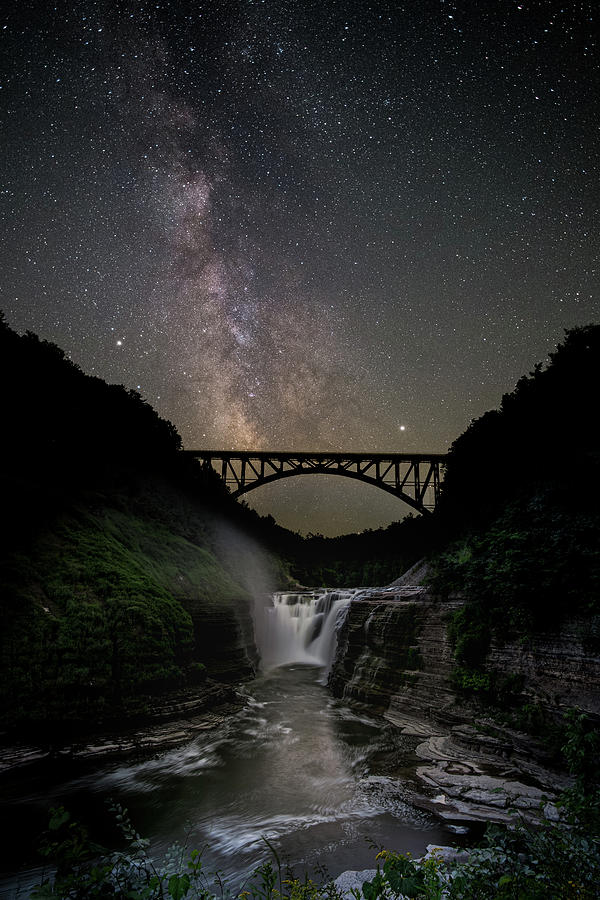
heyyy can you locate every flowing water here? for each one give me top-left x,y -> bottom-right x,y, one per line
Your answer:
257,589 -> 362,673
0,591 -> 466,896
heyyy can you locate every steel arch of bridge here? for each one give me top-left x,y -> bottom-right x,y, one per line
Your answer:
183,450 -> 447,514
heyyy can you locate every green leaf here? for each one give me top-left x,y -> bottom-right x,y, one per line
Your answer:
168,873 -> 191,900
48,808 -> 71,831
361,878 -> 377,900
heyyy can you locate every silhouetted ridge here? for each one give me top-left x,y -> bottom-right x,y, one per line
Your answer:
286,324 -> 600,584
0,313 -> 278,730
0,311 -> 180,472
438,323 -> 600,528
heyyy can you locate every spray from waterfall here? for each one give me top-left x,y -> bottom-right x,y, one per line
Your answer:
210,520 -> 360,678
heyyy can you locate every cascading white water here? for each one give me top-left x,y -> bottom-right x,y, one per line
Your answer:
257,589 -> 362,677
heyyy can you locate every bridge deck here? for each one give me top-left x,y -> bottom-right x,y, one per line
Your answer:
183,450 -> 447,461
183,449 -> 447,514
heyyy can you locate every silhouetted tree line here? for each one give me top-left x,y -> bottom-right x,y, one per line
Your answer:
437,323 -> 600,529
0,312 -> 315,577
0,311 -> 181,466
1,312 -> 598,583
0,313 -> 254,546
285,324 -> 600,585
1,312 -> 599,734
0,312 -> 288,728
425,326 -> 600,713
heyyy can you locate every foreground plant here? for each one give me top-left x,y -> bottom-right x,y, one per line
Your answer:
32,809 -> 600,900
32,804 -> 217,900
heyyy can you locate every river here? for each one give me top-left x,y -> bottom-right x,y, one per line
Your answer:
0,591 -> 469,896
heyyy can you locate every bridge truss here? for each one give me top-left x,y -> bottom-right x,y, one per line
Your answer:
184,450 -> 447,514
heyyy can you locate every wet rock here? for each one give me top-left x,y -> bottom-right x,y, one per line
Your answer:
333,869 -> 377,898
190,595 -> 258,682
0,684 -> 244,772
424,844 -> 470,865
414,758 -> 560,824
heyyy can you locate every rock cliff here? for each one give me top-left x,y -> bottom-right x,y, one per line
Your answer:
328,565 -> 600,824
486,620 -> 600,719
328,591 -> 460,721
330,565 -> 600,726
187,592 -> 258,683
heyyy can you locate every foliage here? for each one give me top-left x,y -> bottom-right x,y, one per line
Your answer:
287,515 -> 439,588
31,806 -> 346,900
431,492 -> 600,630
0,315 -> 289,728
346,776 -> 600,900
31,772 -> 600,900
33,803 -> 218,899
429,489 -> 600,709
438,324 -> 600,529
426,326 -> 600,716
3,314 -> 600,736
425,327 -> 600,718
0,314 -> 181,470
443,821 -> 600,899
360,851 -> 429,899
559,709 -> 600,830
288,325 -> 600,587
0,505 -> 259,727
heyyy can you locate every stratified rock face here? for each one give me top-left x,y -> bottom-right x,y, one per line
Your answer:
187,596 -> 258,683
330,573 -> 600,824
330,589 -> 600,724
329,596 -> 460,719
487,621 -> 600,719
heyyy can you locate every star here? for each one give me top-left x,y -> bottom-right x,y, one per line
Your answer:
2,0 -> 598,534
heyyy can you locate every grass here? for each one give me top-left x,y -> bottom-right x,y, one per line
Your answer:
0,504 -> 255,727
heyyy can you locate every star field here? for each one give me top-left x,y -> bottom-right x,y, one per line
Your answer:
1,0 -> 599,534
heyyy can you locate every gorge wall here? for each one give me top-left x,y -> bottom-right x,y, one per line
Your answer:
329,588 -> 460,723
188,587 -> 258,683
328,576 -> 600,823
329,575 -> 600,731
0,503 -> 261,729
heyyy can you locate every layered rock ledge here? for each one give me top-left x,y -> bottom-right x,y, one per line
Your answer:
0,681 -> 246,773
328,563 -> 599,824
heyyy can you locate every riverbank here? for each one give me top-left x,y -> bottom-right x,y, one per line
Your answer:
2,576 -> 597,898
1,660 -> 591,899
382,710 -> 567,826
0,680 -> 247,775
0,665 -> 467,897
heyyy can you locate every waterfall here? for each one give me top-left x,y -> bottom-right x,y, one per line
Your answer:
256,589 -> 360,678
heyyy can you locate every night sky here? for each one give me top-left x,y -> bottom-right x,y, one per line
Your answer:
2,1 -> 599,535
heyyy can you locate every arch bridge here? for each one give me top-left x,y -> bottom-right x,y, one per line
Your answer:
184,450 -> 447,514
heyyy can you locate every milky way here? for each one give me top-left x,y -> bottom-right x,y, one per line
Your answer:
2,0 -> 599,534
